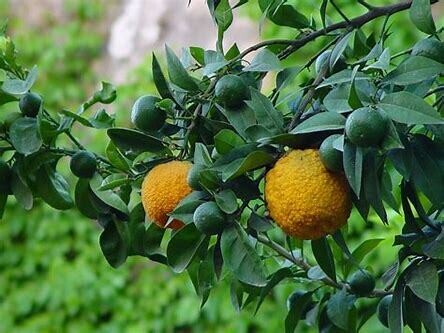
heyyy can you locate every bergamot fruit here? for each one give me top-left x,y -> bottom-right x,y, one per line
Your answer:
345,108 -> 388,147
215,74 -> 250,108
131,95 -> 166,131
265,149 -> 351,239
70,151 -> 97,179
141,160 -> 192,229
19,92 -> 42,118
193,201 -> 226,235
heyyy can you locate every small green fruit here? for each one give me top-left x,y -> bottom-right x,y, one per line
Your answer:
70,151 -> 97,179
319,134 -> 343,172
19,92 -> 42,117
193,201 -> 226,235
349,269 -> 376,296
131,95 -> 166,131
345,108 -> 388,147
215,74 -> 250,109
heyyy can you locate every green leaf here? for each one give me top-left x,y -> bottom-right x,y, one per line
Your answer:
169,192 -> 205,225
343,238 -> 384,276
343,141 -> 363,196
9,117 -> 42,155
106,141 -> 131,172
388,280 -> 405,333
329,32 -> 352,70
214,129 -> 245,155
363,152 -> 387,223
214,189 -> 238,214
221,224 -> 267,286
93,81 -> 116,104
217,104 -> 256,139
152,53 -> 173,99
245,89 -> 284,134
99,174 -> 129,191
243,48 -> 282,72
30,165 -> 74,210
193,143 -> 212,166
267,3 -> 309,29
291,112 -> 346,134
318,70 -> 369,88
383,56 -> 444,86
99,220 -> 128,268
167,223 -> 208,273
311,237 -> 336,282
90,175 -> 129,215
406,261 -> 438,304
285,291 -> 314,333
276,66 -> 302,91
202,50 -> 227,76
75,178 -> 102,219
11,169 -> 33,210
364,48 -> 390,71
107,128 -> 166,154
218,150 -> 274,181
410,0 -> 436,35
165,45 -> 199,91
255,268 -> 293,314
1,65 -> 37,95
379,91 -> 443,124
323,84 -> 352,113
327,289 -> 356,330
214,0 -> 233,32
423,229 -> 444,259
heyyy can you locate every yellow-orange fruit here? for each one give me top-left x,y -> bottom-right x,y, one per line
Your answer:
141,160 -> 192,229
265,149 -> 351,240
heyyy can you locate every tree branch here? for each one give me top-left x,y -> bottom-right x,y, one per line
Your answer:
236,0 -> 436,61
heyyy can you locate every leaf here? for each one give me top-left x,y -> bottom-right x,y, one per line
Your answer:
221,224 -> 267,286
364,48 -> 390,71
11,170 -> 33,210
323,84 -> 352,113
75,178 -> 102,219
218,150 -> 274,181
343,141 -> 363,196
1,65 -> 37,95
93,81 -> 116,104
255,268 -> 293,314
167,223 -> 208,273
202,50 -> 227,76
165,45 -> 199,91
406,261 -> 438,304
383,56 -> 444,86
90,175 -> 129,215
327,289 -> 356,330
107,128 -> 166,154
267,3 -> 309,29
248,212 -> 273,232
106,141 -> 131,172
379,91 -> 443,124
330,32 -> 352,70
311,237 -> 336,282
99,220 -> 128,268
214,129 -> 245,155
363,152 -> 387,223
193,142 -> 212,166
244,48 -> 282,72
318,70 -> 369,88
291,112 -> 346,134
343,239 -> 384,276
99,174 -> 129,191
214,189 -> 238,214
9,117 -> 42,155
217,104 -> 256,139
30,165 -> 74,210
245,89 -> 284,134
388,280 -> 405,333
423,229 -> 444,259
285,291 -> 314,333
152,53 -> 173,99
214,0 -> 233,32
410,0 -> 436,35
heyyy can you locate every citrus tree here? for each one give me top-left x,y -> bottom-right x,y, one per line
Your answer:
1,0 -> 443,331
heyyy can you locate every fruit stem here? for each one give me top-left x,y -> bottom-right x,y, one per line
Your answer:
256,233 -> 391,297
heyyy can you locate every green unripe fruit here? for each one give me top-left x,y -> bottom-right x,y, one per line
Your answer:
193,201 -> 226,235
349,269 -> 376,296
377,295 -> 392,328
131,95 -> 166,131
70,151 -> 97,179
187,164 -> 205,190
19,92 -> 42,117
0,158 -> 12,194
215,74 -> 250,109
319,134 -> 343,172
436,274 -> 444,317
412,39 -> 444,64
345,108 -> 388,147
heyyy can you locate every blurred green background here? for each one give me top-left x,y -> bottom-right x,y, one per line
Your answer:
0,1 -> 442,332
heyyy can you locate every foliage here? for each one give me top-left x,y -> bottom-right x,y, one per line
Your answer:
1,0 -> 444,332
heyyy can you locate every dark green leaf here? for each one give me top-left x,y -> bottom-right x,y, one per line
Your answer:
246,89 -> 284,134
410,0 -> 436,35
329,32 -> 352,70
255,268 -> 293,314
267,3 -> 309,29
388,280 -> 405,333
343,141 -> 363,196
9,117 -> 42,155
311,237 -> 336,282
214,189 -> 238,214
165,45 -> 199,91
11,169 -> 33,210
90,175 -> 129,215
244,48 -> 281,72
327,289 -> 356,330
106,141 -> 131,172
285,291 -> 314,333
406,261 -> 438,304
167,223 -> 208,273
107,128 -> 166,154
214,129 -> 245,155
221,224 -> 267,286
291,112 -> 346,134
1,65 -> 37,95
152,53 -> 173,99
218,150 -> 274,181
99,220 -> 128,268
